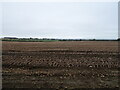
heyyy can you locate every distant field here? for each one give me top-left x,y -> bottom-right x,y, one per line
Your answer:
1,38 -> 59,42
1,38 -> 118,42
2,41 -> 119,89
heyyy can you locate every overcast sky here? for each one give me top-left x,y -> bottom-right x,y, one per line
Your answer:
1,2 -> 118,39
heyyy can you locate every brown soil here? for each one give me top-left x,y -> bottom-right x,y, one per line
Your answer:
2,41 -> 119,89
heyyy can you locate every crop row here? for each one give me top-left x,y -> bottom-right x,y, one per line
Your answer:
2,51 -> 119,69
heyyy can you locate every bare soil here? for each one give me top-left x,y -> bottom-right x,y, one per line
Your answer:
2,41 -> 119,89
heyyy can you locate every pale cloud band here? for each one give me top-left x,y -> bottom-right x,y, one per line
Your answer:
0,0 -> 119,2
0,2 -> 118,39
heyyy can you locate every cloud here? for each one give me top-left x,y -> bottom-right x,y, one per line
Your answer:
2,2 -> 118,39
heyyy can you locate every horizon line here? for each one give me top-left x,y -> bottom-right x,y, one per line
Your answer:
1,36 -> 119,40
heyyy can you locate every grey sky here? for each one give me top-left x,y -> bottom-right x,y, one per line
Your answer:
1,2 -> 118,39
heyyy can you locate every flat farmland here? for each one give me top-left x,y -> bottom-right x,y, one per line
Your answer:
2,41 -> 119,89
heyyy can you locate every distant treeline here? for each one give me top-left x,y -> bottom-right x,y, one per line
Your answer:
1,37 -> 119,42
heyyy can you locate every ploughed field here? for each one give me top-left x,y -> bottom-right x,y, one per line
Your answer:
2,41 -> 119,89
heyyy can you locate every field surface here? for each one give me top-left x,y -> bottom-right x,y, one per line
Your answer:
2,41 -> 119,89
